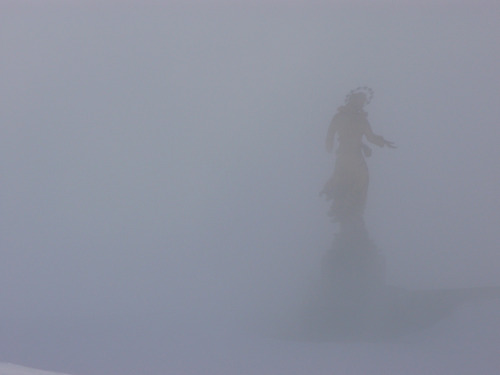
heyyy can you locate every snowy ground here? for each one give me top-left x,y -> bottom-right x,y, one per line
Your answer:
2,298 -> 499,375
0,363 -> 70,375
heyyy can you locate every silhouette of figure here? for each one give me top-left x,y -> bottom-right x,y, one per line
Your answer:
277,89 -> 500,342
321,88 -> 395,222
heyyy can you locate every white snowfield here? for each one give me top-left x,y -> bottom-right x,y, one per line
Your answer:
1,299 -> 500,375
0,363 -> 71,375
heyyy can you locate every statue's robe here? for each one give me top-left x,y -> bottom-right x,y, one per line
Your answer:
323,108 -> 385,221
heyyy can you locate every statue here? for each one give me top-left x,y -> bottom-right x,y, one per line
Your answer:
272,87 -> 500,342
319,87 -> 395,294
321,87 -> 395,224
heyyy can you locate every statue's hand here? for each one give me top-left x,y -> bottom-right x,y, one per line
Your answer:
384,139 -> 397,148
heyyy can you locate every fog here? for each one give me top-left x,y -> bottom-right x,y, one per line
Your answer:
1,1 -> 500,374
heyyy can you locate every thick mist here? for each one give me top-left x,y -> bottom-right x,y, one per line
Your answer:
1,1 -> 500,374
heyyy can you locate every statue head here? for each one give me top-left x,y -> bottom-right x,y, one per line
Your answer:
347,92 -> 367,110
344,86 -> 373,111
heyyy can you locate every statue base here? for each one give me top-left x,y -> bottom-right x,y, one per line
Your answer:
292,285 -> 500,341
272,219 -> 500,341
299,221 -> 387,340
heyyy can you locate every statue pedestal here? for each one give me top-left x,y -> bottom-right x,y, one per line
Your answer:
321,225 -> 386,290
300,222 -> 387,340
294,222 -> 500,341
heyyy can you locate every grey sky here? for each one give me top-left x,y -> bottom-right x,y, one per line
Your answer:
1,1 -> 499,322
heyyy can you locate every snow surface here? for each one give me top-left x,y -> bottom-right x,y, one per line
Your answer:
2,299 -> 499,375
0,363 -> 70,375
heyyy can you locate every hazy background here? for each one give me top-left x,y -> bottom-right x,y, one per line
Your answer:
1,0 -> 499,335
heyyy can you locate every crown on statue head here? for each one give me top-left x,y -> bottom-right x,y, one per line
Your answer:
345,86 -> 374,106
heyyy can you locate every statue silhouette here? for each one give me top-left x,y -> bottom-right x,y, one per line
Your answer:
270,87 -> 500,342
319,87 -> 395,293
321,88 -> 395,223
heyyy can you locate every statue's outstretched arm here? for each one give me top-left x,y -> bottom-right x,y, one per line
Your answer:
365,122 -> 396,148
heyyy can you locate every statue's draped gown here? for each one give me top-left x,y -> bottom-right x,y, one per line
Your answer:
323,107 -> 385,220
